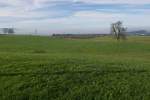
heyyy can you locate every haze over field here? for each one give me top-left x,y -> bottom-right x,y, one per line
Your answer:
0,0 -> 150,34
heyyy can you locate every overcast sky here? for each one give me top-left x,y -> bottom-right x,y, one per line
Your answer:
0,0 -> 150,34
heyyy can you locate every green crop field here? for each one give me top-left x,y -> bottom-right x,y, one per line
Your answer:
0,35 -> 150,100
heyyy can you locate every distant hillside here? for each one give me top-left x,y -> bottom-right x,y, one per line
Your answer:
128,30 -> 150,36
52,34 -> 110,38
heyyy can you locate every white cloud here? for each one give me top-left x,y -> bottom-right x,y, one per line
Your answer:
33,0 -> 150,4
0,0 -> 150,34
13,10 -> 150,34
75,0 -> 150,4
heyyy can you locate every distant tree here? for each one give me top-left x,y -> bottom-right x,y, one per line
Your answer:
8,28 -> 14,34
2,28 -> 9,34
111,21 -> 127,40
2,28 -> 15,34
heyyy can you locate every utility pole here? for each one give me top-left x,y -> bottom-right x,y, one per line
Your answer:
34,29 -> 38,35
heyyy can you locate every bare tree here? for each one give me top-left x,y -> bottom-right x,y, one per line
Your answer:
111,21 -> 127,40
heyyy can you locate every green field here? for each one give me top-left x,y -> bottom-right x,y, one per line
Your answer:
0,35 -> 150,100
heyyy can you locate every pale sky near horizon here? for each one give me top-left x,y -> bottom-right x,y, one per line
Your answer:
0,0 -> 150,34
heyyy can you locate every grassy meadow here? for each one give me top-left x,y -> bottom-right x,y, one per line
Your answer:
0,35 -> 150,100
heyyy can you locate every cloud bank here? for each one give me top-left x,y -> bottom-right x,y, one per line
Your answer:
0,0 -> 150,34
